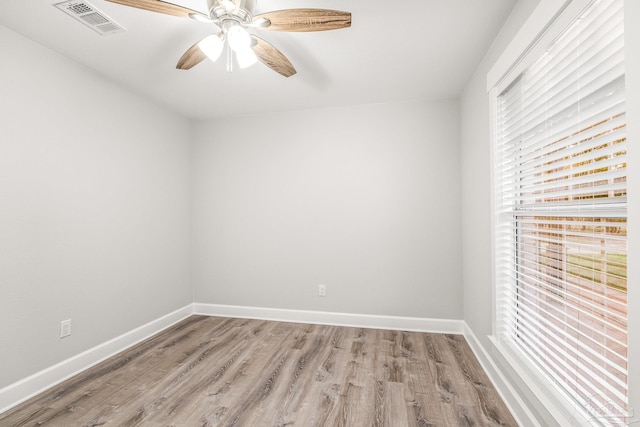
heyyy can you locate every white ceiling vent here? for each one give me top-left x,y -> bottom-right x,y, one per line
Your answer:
55,1 -> 126,36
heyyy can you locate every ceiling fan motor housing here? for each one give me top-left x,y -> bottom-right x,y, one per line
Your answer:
208,0 -> 255,22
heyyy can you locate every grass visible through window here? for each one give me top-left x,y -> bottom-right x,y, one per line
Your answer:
566,253 -> 627,291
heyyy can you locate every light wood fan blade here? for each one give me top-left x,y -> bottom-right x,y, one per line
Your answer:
252,9 -> 351,32
176,41 -> 207,70
251,36 -> 296,77
105,0 -> 205,18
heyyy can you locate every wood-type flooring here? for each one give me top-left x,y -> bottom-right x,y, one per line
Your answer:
0,315 -> 518,426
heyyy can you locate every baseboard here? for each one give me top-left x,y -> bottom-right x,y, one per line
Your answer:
0,304 -> 194,415
0,303 -> 464,416
193,303 -> 464,334
463,322 -> 541,427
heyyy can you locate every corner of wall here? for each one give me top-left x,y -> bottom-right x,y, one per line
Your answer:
0,305 -> 194,415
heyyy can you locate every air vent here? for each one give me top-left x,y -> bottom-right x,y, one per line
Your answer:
55,0 -> 126,36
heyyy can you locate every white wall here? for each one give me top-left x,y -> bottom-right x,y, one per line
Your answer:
0,27 -> 192,388
193,100 -> 462,319
461,0 -> 639,424
459,5 -> 550,421
460,0 -> 540,355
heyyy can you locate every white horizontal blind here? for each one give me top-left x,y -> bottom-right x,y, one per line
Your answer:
494,0 -> 628,424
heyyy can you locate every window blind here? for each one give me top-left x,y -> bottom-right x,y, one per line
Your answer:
494,0 -> 627,423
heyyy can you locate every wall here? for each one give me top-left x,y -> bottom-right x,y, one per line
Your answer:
459,4 -> 550,421
461,0 -> 639,425
193,100 -> 462,320
460,0 -> 540,355
0,27 -> 192,388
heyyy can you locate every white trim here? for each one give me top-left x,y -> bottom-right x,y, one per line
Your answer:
0,304 -> 194,415
463,323 -> 542,427
626,0 -> 640,422
487,0 -> 569,91
464,322 -> 609,426
486,0 -> 597,93
488,336 -> 601,427
193,303 -> 464,334
489,86 -> 500,337
0,303 -> 465,416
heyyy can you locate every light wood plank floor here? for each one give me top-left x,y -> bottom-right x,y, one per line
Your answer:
0,316 -> 517,426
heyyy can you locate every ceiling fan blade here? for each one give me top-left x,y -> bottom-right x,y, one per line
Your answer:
105,0 -> 205,18
176,41 -> 207,70
251,35 -> 296,77
252,9 -> 351,32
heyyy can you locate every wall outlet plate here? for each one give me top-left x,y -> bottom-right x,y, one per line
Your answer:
60,319 -> 72,338
318,284 -> 326,297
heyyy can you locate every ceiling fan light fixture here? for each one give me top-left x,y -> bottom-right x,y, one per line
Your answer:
235,46 -> 257,68
105,0 -> 351,77
227,25 -> 251,52
198,34 -> 224,62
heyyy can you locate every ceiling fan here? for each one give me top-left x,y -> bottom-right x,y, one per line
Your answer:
104,0 -> 351,77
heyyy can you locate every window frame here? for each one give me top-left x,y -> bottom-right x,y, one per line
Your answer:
487,0 -> 629,425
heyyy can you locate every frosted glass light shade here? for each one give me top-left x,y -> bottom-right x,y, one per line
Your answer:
227,25 -> 251,52
199,34 -> 224,62
235,46 -> 257,68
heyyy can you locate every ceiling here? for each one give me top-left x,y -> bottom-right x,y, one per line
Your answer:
0,0 -> 516,120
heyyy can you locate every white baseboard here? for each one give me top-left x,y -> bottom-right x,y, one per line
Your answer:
463,322 -> 540,427
193,303 -> 464,334
1,304 -> 487,419
0,304 -> 194,415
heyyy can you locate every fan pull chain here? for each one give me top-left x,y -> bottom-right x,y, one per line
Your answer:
226,46 -> 233,73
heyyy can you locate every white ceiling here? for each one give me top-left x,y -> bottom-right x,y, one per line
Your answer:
0,0 -> 516,120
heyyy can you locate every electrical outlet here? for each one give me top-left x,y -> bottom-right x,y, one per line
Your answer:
318,284 -> 326,297
60,319 -> 71,338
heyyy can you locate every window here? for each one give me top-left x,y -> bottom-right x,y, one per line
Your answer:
493,0 -> 627,424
